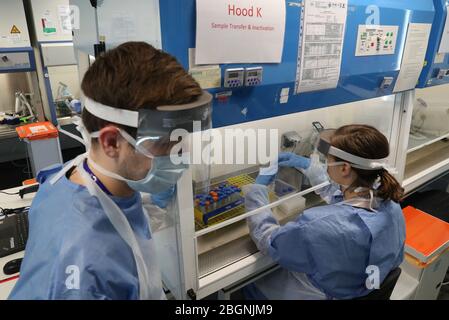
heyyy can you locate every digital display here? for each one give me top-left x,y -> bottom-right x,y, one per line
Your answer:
248,71 -> 258,77
229,72 -> 239,78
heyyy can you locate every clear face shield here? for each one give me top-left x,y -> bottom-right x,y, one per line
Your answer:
134,92 -> 213,160
137,94 -> 215,194
80,91 -> 213,201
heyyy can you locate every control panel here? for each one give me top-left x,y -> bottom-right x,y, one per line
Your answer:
380,77 -> 394,89
355,25 -> 399,56
436,68 -> 449,79
224,68 -> 244,88
245,67 -> 263,87
0,52 -> 31,71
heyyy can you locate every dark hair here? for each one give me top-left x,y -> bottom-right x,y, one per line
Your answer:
81,41 -> 202,138
330,124 -> 404,202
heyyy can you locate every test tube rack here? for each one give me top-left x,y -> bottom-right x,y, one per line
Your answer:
194,174 -> 255,227
193,173 -> 298,229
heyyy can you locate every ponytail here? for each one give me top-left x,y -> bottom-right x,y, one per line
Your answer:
377,169 -> 404,202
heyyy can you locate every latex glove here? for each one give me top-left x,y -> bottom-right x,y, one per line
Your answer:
151,185 -> 176,209
242,184 -> 270,212
242,184 -> 279,254
255,174 -> 276,186
255,159 -> 278,186
278,152 -> 311,170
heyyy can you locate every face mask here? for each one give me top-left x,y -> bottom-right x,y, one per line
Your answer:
326,160 -> 350,192
126,155 -> 188,194
76,123 -> 188,195
329,179 -> 350,193
87,152 -> 188,195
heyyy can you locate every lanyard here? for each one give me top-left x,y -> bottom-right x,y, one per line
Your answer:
82,159 -> 113,196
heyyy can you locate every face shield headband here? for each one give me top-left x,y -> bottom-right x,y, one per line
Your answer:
316,129 -> 397,174
82,91 -> 213,158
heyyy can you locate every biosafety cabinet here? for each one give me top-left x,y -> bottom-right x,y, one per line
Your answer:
0,0 -> 45,141
400,0 -> 449,194
70,0 -> 444,300
24,0 -> 81,126
399,85 -> 449,195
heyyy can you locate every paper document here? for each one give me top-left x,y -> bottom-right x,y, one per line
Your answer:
295,0 -> 348,93
439,7 -> 449,53
188,48 -> 222,89
394,23 -> 432,93
111,15 -> 137,42
195,0 -> 286,64
58,5 -> 73,35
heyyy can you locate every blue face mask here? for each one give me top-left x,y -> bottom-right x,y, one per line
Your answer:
126,156 -> 188,194
84,127 -> 190,195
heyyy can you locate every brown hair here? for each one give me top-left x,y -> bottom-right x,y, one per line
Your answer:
330,124 -> 404,202
81,41 -> 202,138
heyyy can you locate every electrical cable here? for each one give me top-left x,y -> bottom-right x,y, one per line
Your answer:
0,206 -> 29,217
0,190 -> 20,196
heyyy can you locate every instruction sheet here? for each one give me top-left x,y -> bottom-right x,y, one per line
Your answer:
439,6 -> 449,53
295,0 -> 348,94
394,23 -> 432,93
195,0 -> 286,64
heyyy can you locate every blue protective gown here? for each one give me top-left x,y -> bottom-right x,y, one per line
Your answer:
9,165 -> 163,300
245,183 -> 406,300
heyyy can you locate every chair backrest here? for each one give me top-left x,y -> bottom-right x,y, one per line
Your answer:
355,267 -> 402,300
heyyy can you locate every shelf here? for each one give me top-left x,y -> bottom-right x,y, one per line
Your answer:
57,116 -> 74,126
198,236 -> 257,278
405,140 -> 449,180
404,140 -> 449,193
0,126 -> 18,139
407,131 -> 449,153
